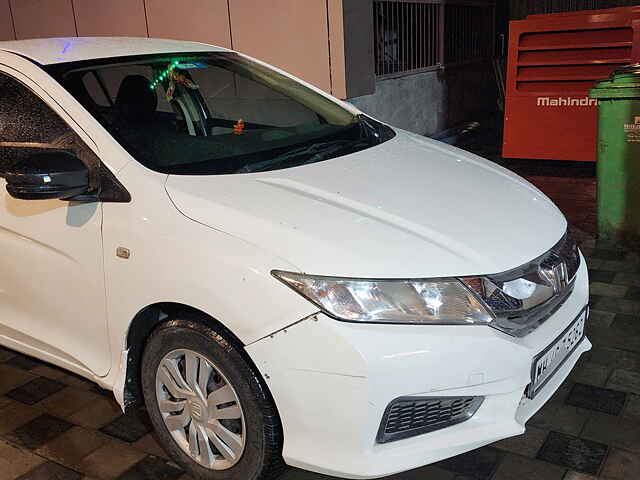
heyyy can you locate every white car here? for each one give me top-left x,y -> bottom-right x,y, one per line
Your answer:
0,37 -> 590,480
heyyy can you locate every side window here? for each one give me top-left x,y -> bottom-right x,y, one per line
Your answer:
81,71 -> 110,107
0,71 -> 99,187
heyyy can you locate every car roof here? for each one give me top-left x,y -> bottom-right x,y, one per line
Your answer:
0,37 -> 229,65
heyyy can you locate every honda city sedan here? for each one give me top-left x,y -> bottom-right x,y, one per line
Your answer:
0,37 -> 590,479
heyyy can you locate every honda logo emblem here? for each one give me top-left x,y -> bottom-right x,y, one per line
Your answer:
540,259 -> 569,293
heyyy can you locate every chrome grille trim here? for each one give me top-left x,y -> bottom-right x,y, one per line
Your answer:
485,231 -> 581,337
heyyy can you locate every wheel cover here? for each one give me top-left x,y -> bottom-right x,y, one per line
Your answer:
155,349 -> 246,470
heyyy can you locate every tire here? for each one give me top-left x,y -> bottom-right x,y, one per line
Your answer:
141,317 -> 284,480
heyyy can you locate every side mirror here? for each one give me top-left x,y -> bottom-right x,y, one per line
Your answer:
1,150 -> 90,201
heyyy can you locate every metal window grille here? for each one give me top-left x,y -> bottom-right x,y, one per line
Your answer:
444,5 -> 495,64
374,0 -> 441,77
373,0 -> 495,78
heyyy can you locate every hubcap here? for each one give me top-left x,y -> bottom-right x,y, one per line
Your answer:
155,349 -> 246,470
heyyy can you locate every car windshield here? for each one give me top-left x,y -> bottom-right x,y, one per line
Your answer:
46,52 -> 394,175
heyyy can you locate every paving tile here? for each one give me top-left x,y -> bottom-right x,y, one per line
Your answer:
589,249 -> 626,261
68,396 -> 123,430
37,387 -> 101,420
434,446 -> 503,479
6,377 -> 66,405
606,369 -> 640,396
4,414 -> 73,450
585,319 -> 640,353
581,412 -> 640,453
91,385 -> 116,398
586,258 -> 603,270
16,461 -> 82,480
278,468 -> 344,480
0,439 -> 45,479
0,364 -> 38,396
565,383 -> 626,415
35,426 -> 107,470
384,465 -> 456,480
491,453 -> 566,480
0,395 -> 13,409
5,355 -> 42,371
613,272 -> 640,287
587,269 -> 616,284
132,433 -> 169,459
623,394 -> 640,420
593,297 -> 640,316
529,401 -> 590,436
61,375 -> 97,392
536,431 -> 607,475
77,439 -> 146,479
599,260 -> 640,273
587,347 -> 640,371
0,347 -> 16,362
29,365 -> 94,390
546,381 -> 574,405
589,282 -> 628,298
0,399 -> 43,435
626,286 -> 640,300
563,472 -> 598,480
626,249 -> 640,260
569,362 -> 609,387
610,313 -> 640,336
117,455 -> 183,480
586,310 -> 616,328
493,426 -> 548,458
100,412 -> 152,443
600,448 -> 640,479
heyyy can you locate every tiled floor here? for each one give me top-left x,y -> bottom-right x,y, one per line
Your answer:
0,160 -> 638,480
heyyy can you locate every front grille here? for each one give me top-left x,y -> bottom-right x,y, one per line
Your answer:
377,396 -> 484,443
485,231 -> 582,337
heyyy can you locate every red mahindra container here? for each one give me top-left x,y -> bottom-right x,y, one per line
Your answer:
503,6 -> 640,162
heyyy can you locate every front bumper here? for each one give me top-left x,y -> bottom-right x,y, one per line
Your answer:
246,257 -> 590,479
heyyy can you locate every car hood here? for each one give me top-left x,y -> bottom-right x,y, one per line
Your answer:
165,130 -> 566,278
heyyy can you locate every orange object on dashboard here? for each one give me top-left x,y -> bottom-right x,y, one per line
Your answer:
233,119 -> 245,135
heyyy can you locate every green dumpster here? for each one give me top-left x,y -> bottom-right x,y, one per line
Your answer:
590,64 -> 640,246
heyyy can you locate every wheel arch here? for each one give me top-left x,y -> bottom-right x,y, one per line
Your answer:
122,302 -> 248,410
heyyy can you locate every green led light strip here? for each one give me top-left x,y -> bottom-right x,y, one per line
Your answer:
150,60 -> 180,90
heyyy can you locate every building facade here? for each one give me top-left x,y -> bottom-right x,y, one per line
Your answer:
0,0 -> 499,136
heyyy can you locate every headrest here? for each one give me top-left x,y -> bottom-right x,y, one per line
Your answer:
115,75 -> 157,120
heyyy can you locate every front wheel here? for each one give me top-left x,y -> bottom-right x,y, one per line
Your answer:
141,318 -> 284,480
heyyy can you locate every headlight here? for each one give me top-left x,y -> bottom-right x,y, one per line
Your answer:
272,270 -> 494,325
273,233 -> 579,333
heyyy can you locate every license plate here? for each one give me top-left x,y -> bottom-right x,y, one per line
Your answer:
529,307 -> 587,398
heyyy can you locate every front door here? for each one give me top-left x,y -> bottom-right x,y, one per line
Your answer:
0,70 -> 110,376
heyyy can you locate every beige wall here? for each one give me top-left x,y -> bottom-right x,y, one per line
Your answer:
0,0 -> 348,98
146,0 -> 232,48
10,0 -> 76,39
230,0 -> 332,93
0,0 -> 15,41
74,0 -> 148,37
328,0 -> 347,99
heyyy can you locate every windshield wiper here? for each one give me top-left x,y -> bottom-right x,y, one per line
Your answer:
236,140 -> 356,174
